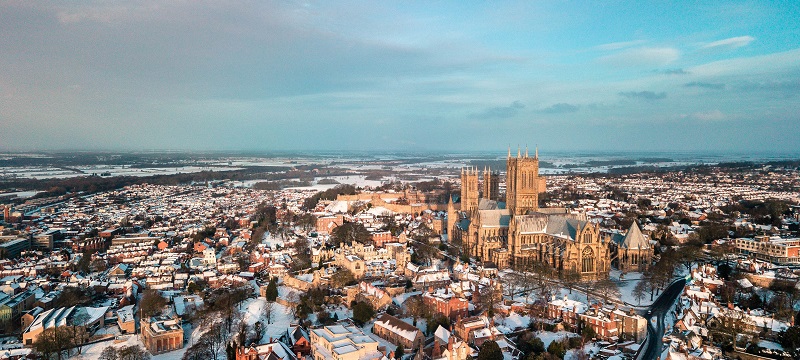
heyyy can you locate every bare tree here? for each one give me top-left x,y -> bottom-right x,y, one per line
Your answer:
478,282 -> 503,317
139,289 -> 167,318
404,296 -> 428,326
264,301 -> 275,324
198,322 -> 228,360
595,279 -> 620,304
118,345 -> 150,360
33,327 -> 72,360
99,346 -> 118,360
632,279 -> 648,306
560,269 -> 582,295
70,312 -> 90,354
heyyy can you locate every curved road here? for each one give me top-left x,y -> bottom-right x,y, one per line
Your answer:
635,277 -> 687,360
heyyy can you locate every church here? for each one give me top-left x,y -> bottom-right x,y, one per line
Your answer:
447,148 -> 613,280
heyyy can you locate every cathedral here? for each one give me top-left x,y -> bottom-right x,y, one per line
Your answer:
447,148 -> 612,280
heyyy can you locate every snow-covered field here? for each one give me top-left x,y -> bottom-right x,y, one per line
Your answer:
241,297 -> 295,342
0,165 -> 243,180
74,322 -> 200,360
536,331 -> 579,347
0,190 -> 42,198
610,270 -> 651,306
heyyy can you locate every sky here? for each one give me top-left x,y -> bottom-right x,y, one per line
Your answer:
1,1 -> 799,153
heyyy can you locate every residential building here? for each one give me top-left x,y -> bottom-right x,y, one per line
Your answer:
372,314 -> 424,353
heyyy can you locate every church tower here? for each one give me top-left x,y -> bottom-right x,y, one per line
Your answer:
506,146 -> 540,215
460,167 -> 479,216
482,167 -> 500,201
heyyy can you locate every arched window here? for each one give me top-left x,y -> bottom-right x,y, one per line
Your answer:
581,247 -> 594,273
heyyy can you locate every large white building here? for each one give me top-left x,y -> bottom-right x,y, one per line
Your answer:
734,235 -> 800,265
309,324 -> 383,360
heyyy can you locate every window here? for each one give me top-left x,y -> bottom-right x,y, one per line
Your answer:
582,247 -> 594,273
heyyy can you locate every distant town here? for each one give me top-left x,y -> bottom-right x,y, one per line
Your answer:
0,151 -> 799,360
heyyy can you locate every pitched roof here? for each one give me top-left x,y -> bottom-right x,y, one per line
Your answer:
478,209 -> 510,227
374,314 -> 422,341
620,222 -> 649,250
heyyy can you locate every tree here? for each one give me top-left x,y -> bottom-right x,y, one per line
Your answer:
264,301 -> 275,324
780,326 -> 800,355
426,313 -> 450,336
33,326 -> 73,360
632,279 -> 648,306
477,340 -> 503,360
594,278 -> 620,304
264,277 -> 279,302
352,301 -> 375,326
560,270 -> 581,295
54,287 -> 90,308
196,322 -> 227,360
99,347 -> 118,360
404,296 -> 427,326
291,237 -> 312,271
547,341 -> 566,358
139,289 -> 167,318
395,343 -> 405,358
528,337 -> 546,356
717,263 -> 733,280
297,214 -> 317,233
675,245 -> 703,273
581,323 -> 596,340
69,312 -> 90,354
330,222 -> 372,246
478,282 -> 503,317
330,268 -> 357,288
117,345 -> 150,360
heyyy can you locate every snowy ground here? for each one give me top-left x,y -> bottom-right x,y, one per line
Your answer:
261,232 -> 285,250
610,270 -> 651,307
1,165 -> 243,180
495,312 -> 531,333
535,331 -> 579,347
758,340 -> 783,351
74,321 -> 201,360
241,297 -> 296,342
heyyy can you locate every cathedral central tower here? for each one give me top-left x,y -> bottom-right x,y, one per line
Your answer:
506,146 -> 540,215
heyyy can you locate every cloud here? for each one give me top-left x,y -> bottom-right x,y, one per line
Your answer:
684,82 -> 725,90
738,80 -> 800,95
618,91 -> 667,100
469,101 -> 525,119
593,40 -> 647,51
539,103 -> 579,114
599,47 -> 680,67
656,68 -> 690,75
701,36 -> 755,50
691,110 -> 726,121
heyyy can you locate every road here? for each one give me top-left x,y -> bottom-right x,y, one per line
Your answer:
635,277 -> 687,360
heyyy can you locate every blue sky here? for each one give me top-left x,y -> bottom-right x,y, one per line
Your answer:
1,1 -> 798,153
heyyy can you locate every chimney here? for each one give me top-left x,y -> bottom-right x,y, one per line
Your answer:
432,338 -> 441,358
448,334 -> 455,351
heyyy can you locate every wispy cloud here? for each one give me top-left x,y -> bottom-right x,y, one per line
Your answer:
593,40 -> 647,51
469,101 -> 525,119
655,68 -> 690,75
691,110 -> 725,121
599,47 -> 680,67
684,82 -> 725,90
539,103 -> 579,114
701,36 -> 755,50
619,91 -> 667,100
